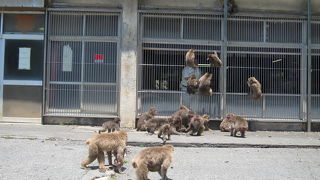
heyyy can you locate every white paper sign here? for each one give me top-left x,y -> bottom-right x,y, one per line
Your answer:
62,45 -> 73,72
18,47 -> 31,70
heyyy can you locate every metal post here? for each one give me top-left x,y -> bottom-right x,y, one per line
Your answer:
306,0 -> 312,132
220,0 -> 228,118
42,10 -> 48,123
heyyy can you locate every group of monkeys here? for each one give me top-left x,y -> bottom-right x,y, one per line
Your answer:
80,105 -> 249,180
81,117 -> 174,180
185,48 -> 262,100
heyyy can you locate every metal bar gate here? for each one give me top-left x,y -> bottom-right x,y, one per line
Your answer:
44,9 -> 121,117
137,10 -> 319,122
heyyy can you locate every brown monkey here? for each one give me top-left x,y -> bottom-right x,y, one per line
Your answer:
247,77 -> 262,100
220,113 -> 234,132
185,49 -> 196,68
143,117 -> 170,134
202,114 -> 210,131
113,147 -> 127,173
186,74 -> 199,94
132,145 -> 174,180
99,117 -> 121,134
229,114 -> 248,137
81,131 -> 128,171
186,114 -> 205,136
137,107 -> 157,131
158,124 -> 182,144
198,73 -> 213,96
171,107 -> 196,132
207,51 -> 222,68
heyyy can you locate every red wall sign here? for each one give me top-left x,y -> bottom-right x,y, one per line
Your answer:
94,54 -> 104,63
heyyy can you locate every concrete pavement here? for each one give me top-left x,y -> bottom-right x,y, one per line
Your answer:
0,123 -> 319,148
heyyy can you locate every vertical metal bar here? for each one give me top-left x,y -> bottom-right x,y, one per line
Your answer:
301,20 -> 308,122
0,12 -> 4,118
307,0 -> 312,131
221,0 -> 228,118
180,17 -> 184,39
117,12 -> 122,116
42,10 -> 48,122
263,21 -> 266,42
80,14 -> 86,112
262,95 -> 266,118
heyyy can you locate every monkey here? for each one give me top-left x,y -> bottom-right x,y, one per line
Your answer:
220,113 -> 234,132
132,145 -> 174,180
81,131 -> 128,171
186,114 -> 205,136
185,49 -> 196,68
158,124 -> 182,144
202,114 -> 210,131
207,51 -> 223,68
143,117 -> 170,134
113,147 -> 127,173
198,73 -> 213,96
187,74 -> 199,94
247,77 -> 262,100
136,107 -> 157,131
171,107 -> 196,132
229,114 -> 248,137
99,117 -> 121,134
220,0 -> 238,15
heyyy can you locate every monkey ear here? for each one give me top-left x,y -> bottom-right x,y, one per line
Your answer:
214,51 -> 218,55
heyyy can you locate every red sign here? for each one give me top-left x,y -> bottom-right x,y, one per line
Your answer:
94,54 -> 104,63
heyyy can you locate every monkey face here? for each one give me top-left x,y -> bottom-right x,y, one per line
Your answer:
114,118 -> 121,123
149,108 -> 157,116
226,113 -> 234,120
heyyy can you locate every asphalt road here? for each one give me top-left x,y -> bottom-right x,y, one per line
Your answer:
0,137 -> 320,180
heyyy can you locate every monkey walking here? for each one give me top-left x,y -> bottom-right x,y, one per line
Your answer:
136,107 -> 157,131
229,114 -> 248,137
132,145 -> 174,180
207,51 -> 222,68
247,77 -> 262,100
99,117 -> 121,134
220,113 -> 234,132
81,131 -> 128,172
158,124 -> 182,144
143,117 -> 170,134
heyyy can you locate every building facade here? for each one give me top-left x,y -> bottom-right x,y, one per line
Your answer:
0,0 -> 319,131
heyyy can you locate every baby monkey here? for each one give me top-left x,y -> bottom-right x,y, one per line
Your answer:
229,114 -> 248,138
99,117 -> 121,134
158,124 -> 181,144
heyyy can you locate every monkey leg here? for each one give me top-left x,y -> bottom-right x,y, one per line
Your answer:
233,130 -> 238,137
107,151 -> 113,166
99,128 -> 106,134
136,164 -> 149,180
230,128 -> 234,136
160,159 -> 171,180
81,144 -> 98,167
241,131 -> 246,138
197,127 -> 204,136
98,150 -> 107,169
167,134 -> 171,140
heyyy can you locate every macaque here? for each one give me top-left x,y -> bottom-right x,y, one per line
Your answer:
185,49 -> 196,68
81,131 -> 128,171
158,124 -> 182,144
143,118 -> 170,134
207,51 -> 222,68
187,74 -> 199,94
99,117 -> 121,134
171,106 -> 196,132
202,114 -> 210,131
229,114 -> 248,137
132,145 -> 174,180
186,114 -> 205,136
247,77 -> 262,100
137,107 -> 157,131
198,73 -> 213,96
220,113 -> 234,132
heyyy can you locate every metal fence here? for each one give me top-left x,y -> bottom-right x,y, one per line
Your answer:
44,10 -> 121,117
138,11 -> 312,121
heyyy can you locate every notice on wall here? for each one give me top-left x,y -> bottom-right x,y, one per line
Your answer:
18,47 -> 31,70
62,45 -> 73,72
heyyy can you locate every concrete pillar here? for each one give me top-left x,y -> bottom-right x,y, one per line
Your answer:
119,0 -> 138,128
